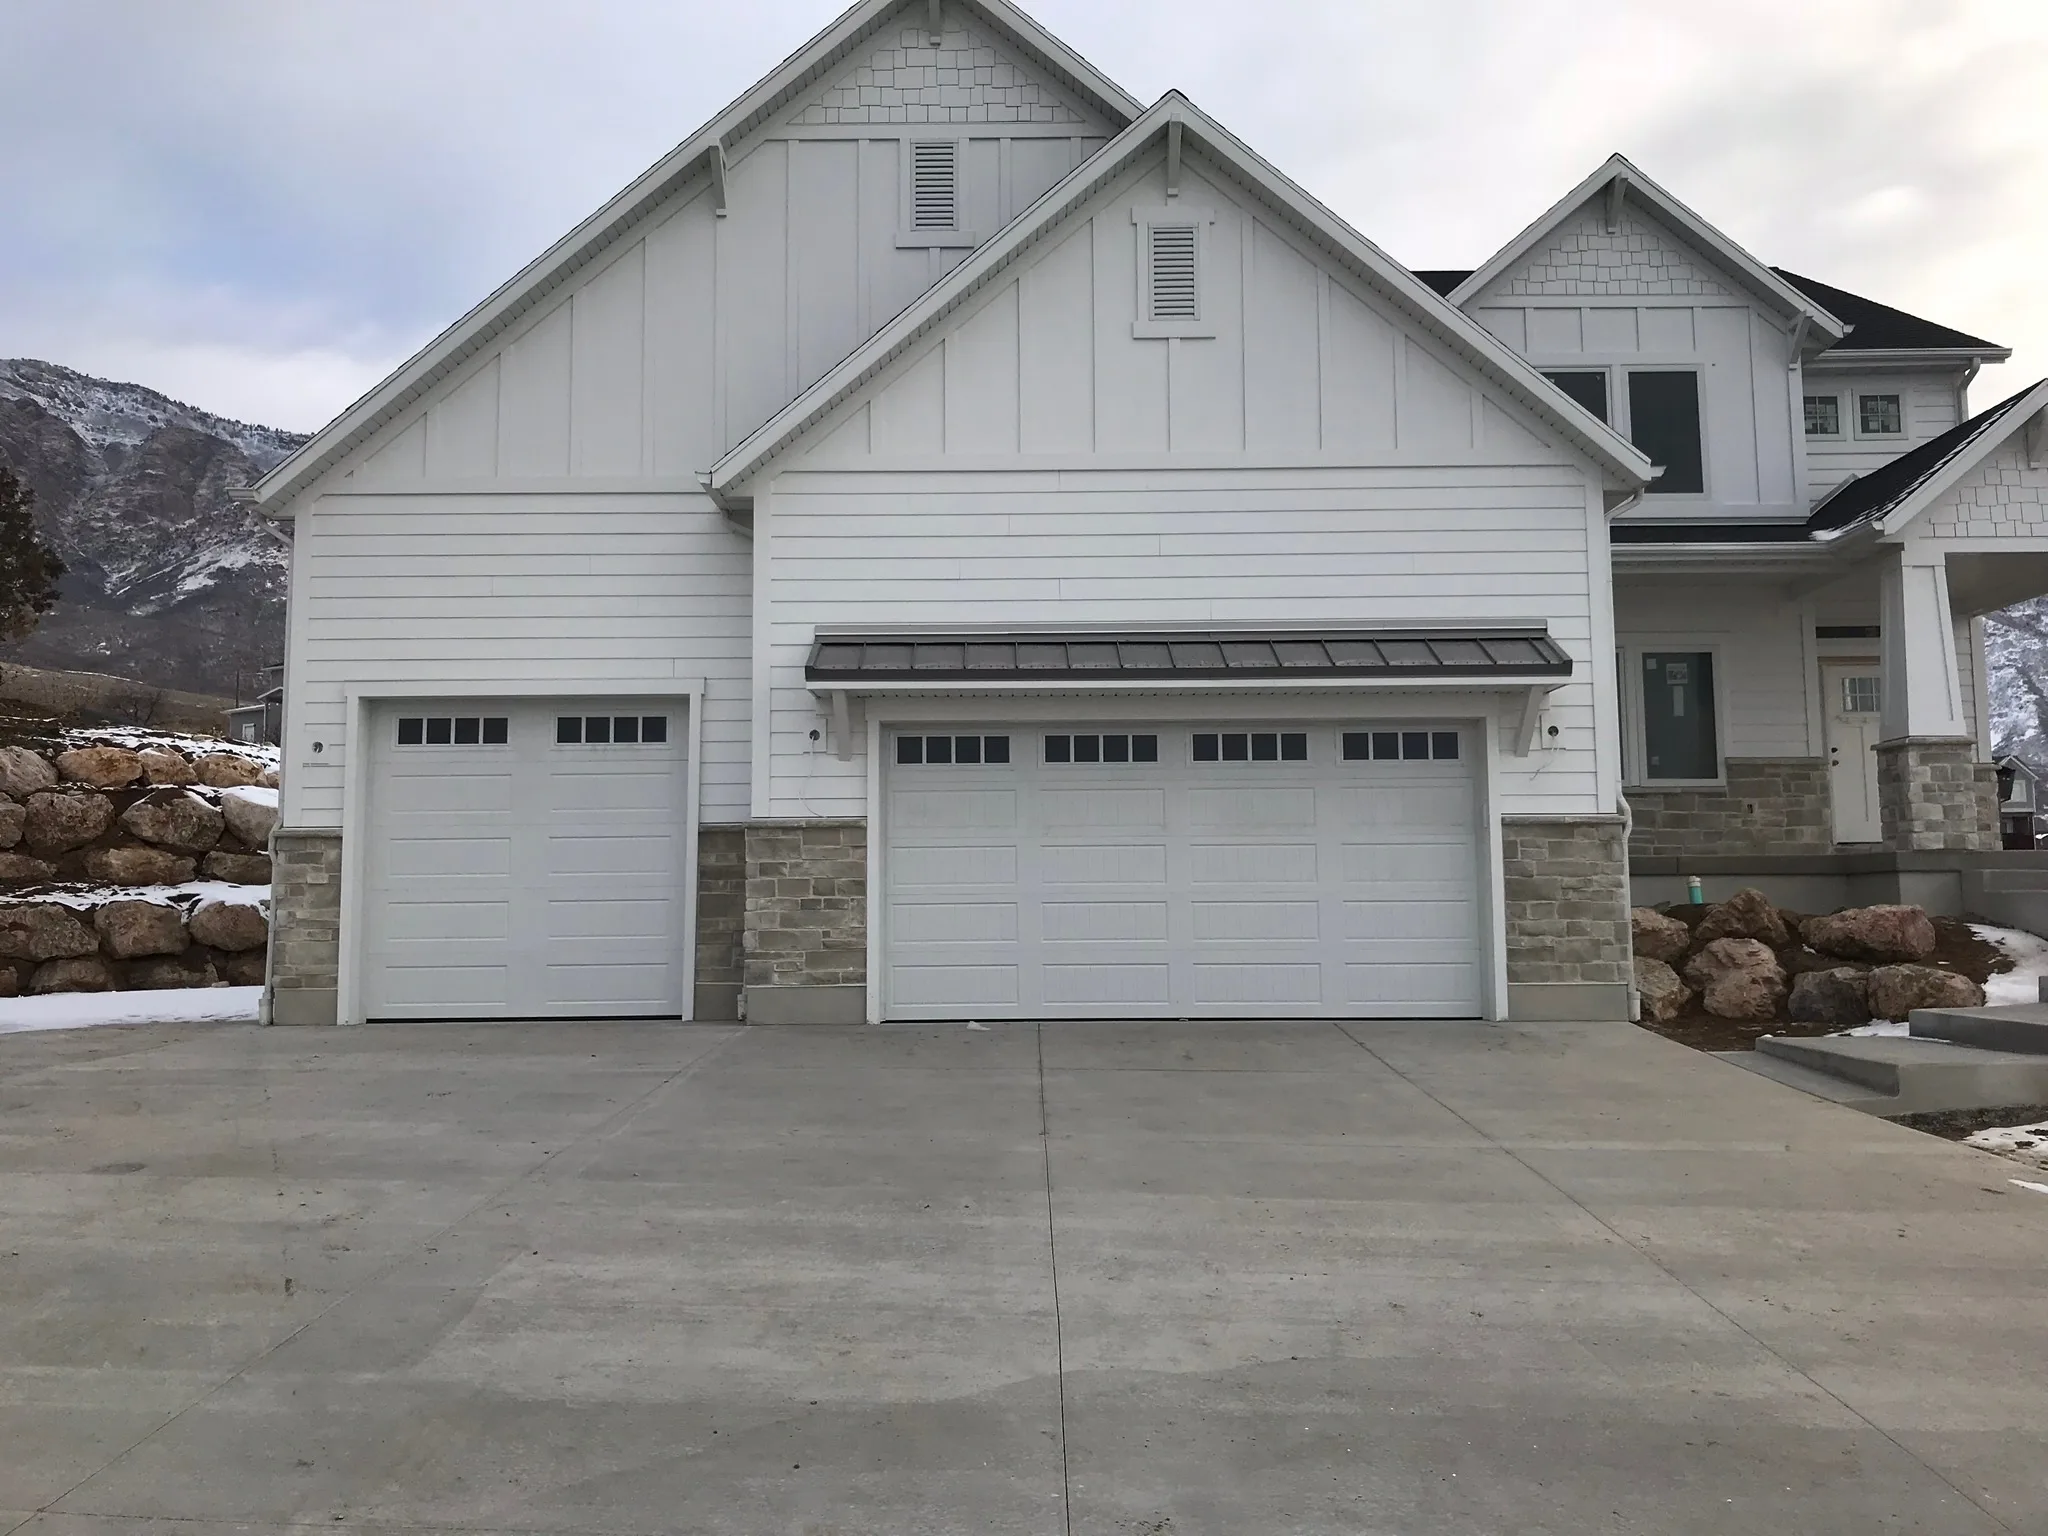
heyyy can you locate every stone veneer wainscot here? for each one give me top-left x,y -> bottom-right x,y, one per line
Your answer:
742,819 -> 867,1023
1501,815 -> 1631,1019
268,827 -> 342,1026
1626,758 -> 1834,859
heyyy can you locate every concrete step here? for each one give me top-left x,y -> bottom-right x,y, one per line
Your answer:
1713,1049 -> 1895,1112
1754,1032 -> 2048,1116
1911,1003 -> 2048,1055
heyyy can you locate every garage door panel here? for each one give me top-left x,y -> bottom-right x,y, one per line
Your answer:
1346,962 -> 1477,1009
1042,901 -> 1168,941
545,833 -> 676,878
1193,962 -> 1323,1005
893,964 -> 1019,1007
1044,963 -> 1171,1006
1187,843 -> 1318,885
383,900 -> 510,942
1041,787 -> 1166,829
1186,787 -> 1318,829
381,837 -> 512,880
1338,841 -> 1469,886
1192,900 -> 1320,942
540,963 -> 675,1008
377,964 -> 512,1009
893,789 -> 1017,831
1331,783 -> 1473,832
893,901 -> 1019,943
892,844 -> 1020,888
544,899 -> 674,940
1344,898 -> 1476,940
384,772 -> 514,814
546,770 -> 679,815
1039,843 -> 1168,884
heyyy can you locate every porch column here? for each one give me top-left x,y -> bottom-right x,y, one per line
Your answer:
1876,548 -> 1996,850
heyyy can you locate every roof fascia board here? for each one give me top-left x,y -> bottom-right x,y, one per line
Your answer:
714,95 -> 1654,494
253,0 -> 1142,513
1809,346 -> 2015,369
1448,154 -> 1845,342
1871,382 -> 2048,537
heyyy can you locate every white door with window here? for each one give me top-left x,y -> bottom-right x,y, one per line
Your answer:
881,722 -> 1484,1019
362,699 -> 690,1019
1823,665 -> 1883,843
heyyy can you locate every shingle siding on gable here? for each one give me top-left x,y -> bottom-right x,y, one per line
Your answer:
791,19 -> 1091,124
1492,209 -> 1732,299
1923,442 -> 2048,537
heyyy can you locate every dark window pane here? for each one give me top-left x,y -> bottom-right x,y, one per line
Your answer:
1342,731 -> 1370,761
1133,734 -> 1158,763
1804,395 -> 1840,436
1103,734 -> 1130,763
641,716 -> 667,743
453,717 -> 481,745
1192,734 -> 1219,762
613,716 -> 639,743
585,716 -> 611,744
1628,371 -> 1704,495
1544,369 -> 1609,422
925,735 -> 953,765
1045,734 -> 1071,764
955,735 -> 981,765
1222,733 -> 1249,762
557,717 -> 582,744
1431,731 -> 1460,760
1859,393 -> 1902,435
425,717 -> 453,745
482,717 -> 508,745
1251,732 -> 1279,761
897,736 -> 923,765
397,718 -> 424,746
1280,732 -> 1307,761
984,735 -> 1010,764
1401,731 -> 1430,760
1372,731 -> 1400,760
1073,735 -> 1101,764
1641,651 -> 1718,780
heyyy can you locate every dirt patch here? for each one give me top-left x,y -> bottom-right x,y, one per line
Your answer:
1886,1104 -> 2048,1142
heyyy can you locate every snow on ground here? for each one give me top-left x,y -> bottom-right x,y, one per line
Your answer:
220,784 -> 278,810
1966,1120 -> 2048,1159
1841,1019 -> 1911,1037
0,881 -> 267,911
61,724 -> 279,768
1974,923 -> 2048,1007
0,986 -> 260,1035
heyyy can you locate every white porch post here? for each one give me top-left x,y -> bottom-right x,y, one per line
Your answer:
1875,548 -> 1994,850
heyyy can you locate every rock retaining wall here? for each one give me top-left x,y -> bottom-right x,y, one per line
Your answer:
0,893 -> 269,996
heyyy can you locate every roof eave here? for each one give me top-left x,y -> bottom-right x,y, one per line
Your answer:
1808,346 -> 2014,369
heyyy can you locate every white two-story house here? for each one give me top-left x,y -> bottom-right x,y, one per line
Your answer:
247,0 -> 2046,1028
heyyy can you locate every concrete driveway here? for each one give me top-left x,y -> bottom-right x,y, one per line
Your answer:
0,1016 -> 2042,1536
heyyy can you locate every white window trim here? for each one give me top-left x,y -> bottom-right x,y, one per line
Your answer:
1803,390 -> 1846,441
895,138 -> 977,249
1130,205 -> 1217,339
1853,390 -> 1906,441
1618,639 -> 1728,790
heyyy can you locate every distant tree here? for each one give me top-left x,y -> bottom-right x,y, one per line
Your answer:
0,466 -> 63,642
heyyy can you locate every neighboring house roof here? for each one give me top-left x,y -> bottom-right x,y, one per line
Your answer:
1773,269 -> 2009,358
1446,154 -> 1846,345
1807,378 -> 2048,540
246,0 -> 1142,513
713,93 -> 1655,494
1412,270 -> 1471,298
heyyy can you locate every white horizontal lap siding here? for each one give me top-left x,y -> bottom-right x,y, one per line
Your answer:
1612,582 -> 1810,757
284,492 -> 751,827
761,466 -> 1600,819
1803,373 -> 1963,503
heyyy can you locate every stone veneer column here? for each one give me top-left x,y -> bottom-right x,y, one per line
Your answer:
1876,738 -> 1998,852
693,826 -> 746,1021
1500,815 -> 1632,1021
742,819 -> 867,1024
267,827 -> 342,1025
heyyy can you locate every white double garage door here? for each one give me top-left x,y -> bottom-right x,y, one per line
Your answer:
361,698 -> 690,1020
882,720 -> 1486,1020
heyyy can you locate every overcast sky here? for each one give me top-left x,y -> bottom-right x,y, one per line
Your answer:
2,0 -> 2042,432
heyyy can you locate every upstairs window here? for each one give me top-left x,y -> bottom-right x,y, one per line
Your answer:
910,141 -> 958,232
1858,393 -> 1904,437
1544,370 -> 1610,423
1627,370 -> 1705,495
1804,394 -> 1843,437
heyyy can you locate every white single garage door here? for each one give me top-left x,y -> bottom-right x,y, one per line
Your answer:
363,699 -> 689,1019
883,721 -> 1483,1020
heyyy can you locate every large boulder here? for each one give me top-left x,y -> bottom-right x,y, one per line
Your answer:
1801,905 -> 1937,965
83,846 -> 197,886
188,899 -> 268,952
0,853 -> 54,882
1683,937 -> 1788,1022
93,900 -> 189,960
23,792 -> 115,855
202,851 -> 271,885
217,788 -> 278,851
1787,968 -> 1872,1028
31,955 -> 115,993
1867,965 -> 1985,1021
138,747 -> 197,786
257,767 -> 280,789
1634,956 -> 1692,1023
127,955 -> 218,990
220,949 -> 267,985
0,903 -> 99,962
0,747 -> 56,800
1631,907 -> 1691,964
119,790 -> 223,854
193,753 -> 263,789
1694,887 -> 1791,949
55,746 -> 142,789
0,799 -> 22,850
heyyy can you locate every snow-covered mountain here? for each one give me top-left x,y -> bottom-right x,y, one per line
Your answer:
0,359 -> 304,696
1985,602 -> 2048,769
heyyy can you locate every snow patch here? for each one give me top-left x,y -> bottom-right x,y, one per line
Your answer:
1973,923 -> 2048,1007
0,882 -> 268,912
62,724 -> 279,767
1840,1019 -> 1911,1037
221,784 -> 278,810
1966,1121 -> 2048,1156
0,985 -> 260,1034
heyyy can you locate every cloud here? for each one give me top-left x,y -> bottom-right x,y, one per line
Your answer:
1,0 -> 2043,430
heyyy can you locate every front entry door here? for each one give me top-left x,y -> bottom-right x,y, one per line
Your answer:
1823,663 -> 1882,843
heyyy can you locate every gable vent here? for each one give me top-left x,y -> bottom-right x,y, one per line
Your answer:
1148,224 -> 1199,321
911,141 -> 958,231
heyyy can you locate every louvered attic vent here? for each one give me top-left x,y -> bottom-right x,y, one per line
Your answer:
911,141 -> 958,230
1148,223 -> 1199,321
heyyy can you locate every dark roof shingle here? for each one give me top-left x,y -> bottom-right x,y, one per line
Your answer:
1806,381 -> 2046,537
1773,268 -> 2005,354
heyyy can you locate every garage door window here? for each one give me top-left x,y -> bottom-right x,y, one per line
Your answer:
1341,729 -> 1459,761
556,715 -> 668,745
1192,731 -> 1308,763
396,715 -> 509,747
897,734 -> 1011,765
1045,733 -> 1158,764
